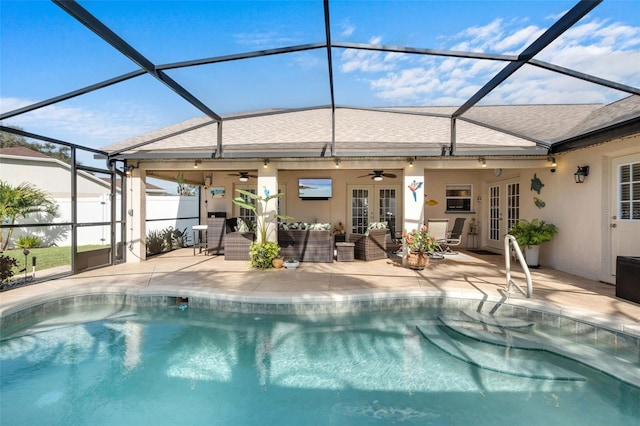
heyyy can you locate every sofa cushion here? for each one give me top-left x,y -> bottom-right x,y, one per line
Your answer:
365,221 -> 388,235
225,217 -> 238,233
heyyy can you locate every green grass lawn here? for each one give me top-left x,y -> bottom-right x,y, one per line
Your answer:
2,245 -> 106,276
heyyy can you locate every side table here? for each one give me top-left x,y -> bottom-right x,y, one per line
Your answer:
192,225 -> 208,255
336,242 -> 355,262
466,232 -> 478,249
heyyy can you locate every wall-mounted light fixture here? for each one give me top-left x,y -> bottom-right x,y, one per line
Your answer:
479,158 -> 486,167
548,157 -> 557,167
125,165 -> 135,176
194,160 -> 201,169
574,165 -> 590,183
263,159 -> 269,168
408,158 -> 414,167
334,158 -> 340,168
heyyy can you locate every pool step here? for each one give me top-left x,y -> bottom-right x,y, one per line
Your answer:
460,310 -> 535,330
416,321 -> 587,381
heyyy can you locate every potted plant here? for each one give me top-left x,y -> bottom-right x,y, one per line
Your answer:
272,256 -> 284,269
232,188 -> 294,269
402,225 -> 439,269
509,219 -> 558,267
284,257 -> 299,269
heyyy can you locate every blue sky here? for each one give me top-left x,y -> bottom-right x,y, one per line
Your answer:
1,0 -> 639,154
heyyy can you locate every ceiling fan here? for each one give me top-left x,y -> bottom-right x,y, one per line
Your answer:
358,170 -> 397,181
227,171 -> 257,182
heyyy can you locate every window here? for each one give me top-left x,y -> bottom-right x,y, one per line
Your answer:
620,162 -> 640,220
235,186 -> 257,226
445,184 -> 472,212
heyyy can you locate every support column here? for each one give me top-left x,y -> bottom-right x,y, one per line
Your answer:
403,166 -> 425,265
126,168 -> 147,262
257,163 -> 278,243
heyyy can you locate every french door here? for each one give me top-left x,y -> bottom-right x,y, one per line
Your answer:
348,185 -> 400,236
487,179 -> 520,251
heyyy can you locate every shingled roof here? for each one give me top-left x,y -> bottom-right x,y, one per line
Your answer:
102,99 -> 639,159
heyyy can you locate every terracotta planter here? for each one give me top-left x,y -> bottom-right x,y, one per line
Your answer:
272,257 -> 284,269
407,252 -> 429,270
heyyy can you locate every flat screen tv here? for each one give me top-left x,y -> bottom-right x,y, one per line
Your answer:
298,178 -> 332,199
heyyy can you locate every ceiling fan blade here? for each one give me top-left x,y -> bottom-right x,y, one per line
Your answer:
358,173 -> 373,178
383,173 -> 397,178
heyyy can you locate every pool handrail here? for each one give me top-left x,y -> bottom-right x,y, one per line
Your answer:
505,234 -> 532,298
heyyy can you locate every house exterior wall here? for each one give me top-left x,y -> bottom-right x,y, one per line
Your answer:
1,158 -> 74,197
541,133 -> 640,283
127,133 -> 640,286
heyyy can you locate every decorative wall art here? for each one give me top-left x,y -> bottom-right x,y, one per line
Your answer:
530,173 -> 544,194
408,180 -> 423,202
210,187 -> 225,198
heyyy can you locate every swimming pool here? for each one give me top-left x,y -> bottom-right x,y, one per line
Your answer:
1,299 -> 639,425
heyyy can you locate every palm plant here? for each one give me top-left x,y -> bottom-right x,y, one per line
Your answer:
0,181 -> 57,250
232,188 -> 294,269
232,188 -> 293,243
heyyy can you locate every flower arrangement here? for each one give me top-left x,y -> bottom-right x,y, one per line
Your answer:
402,225 -> 439,253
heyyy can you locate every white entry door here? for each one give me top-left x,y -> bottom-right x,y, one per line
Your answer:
609,154 -> 640,278
348,185 -> 400,236
486,179 -> 520,252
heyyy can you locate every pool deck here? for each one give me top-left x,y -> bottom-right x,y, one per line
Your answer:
1,249 -> 640,336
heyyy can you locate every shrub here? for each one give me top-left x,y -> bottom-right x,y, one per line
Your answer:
163,227 -> 175,251
17,235 -> 41,249
172,227 -> 188,248
249,241 -> 280,270
0,254 -> 19,283
146,229 -> 165,255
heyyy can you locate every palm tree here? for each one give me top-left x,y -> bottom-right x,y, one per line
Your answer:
0,181 -> 57,250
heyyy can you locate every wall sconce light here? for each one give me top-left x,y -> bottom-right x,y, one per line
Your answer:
574,165 -> 589,183
479,158 -> 486,167
408,158 -> 414,167
548,157 -> 557,167
125,165 -> 135,176
334,159 -> 340,168
263,159 -> 269,168
194,160 -> 201,169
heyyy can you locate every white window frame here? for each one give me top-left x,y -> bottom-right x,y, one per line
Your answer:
445,184 -> 473,213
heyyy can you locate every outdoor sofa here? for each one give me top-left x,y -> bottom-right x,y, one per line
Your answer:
278,223 -> 334,263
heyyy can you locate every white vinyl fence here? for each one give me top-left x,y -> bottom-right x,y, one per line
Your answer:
3,195 -> 199,249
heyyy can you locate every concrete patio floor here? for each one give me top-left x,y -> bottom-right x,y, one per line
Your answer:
1,248 -> 639,337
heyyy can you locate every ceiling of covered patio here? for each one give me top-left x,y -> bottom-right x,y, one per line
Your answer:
1,0 -> 639,164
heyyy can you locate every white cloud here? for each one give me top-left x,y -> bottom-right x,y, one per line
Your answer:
232,30 -> 298,47
337,20 -> 356,38
493,25 -> 544,52
338,14 -> 640,105
0,97 -> 160,148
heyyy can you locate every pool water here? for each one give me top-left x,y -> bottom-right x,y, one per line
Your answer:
1,306 -> 638,425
